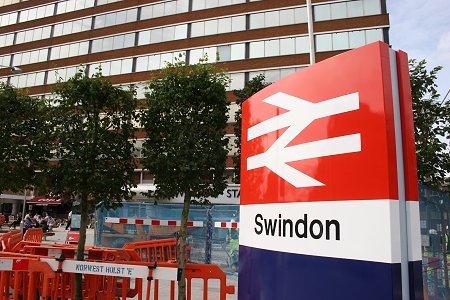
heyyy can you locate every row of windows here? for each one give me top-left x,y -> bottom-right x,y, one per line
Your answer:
6,28 -> 305,68
189,43 -> 245,64
140,0 -> 189,21
94,8 -> 137,29
137,24 -> 187,46
100,51 -> 186,77
191,15 -> 245,37
314,0 -> 381,22
53,17 -> 92,37
249,36 -> 309,58
18,3 -> 55,23
12,48 -> 48,66
315,28 -> 383,52
50,41 -> 90,60
192,0 -> 245,11
250,7 -> 307,29
0,0 -> 24,8
0,0 -> 121,27
1,5 -> 305,48
56,0 -> 121,15
1,3 -> 383,51
92,33 -> 135,53
4,27 -> 383,87
56,0 -> 95,15
0,54 -> 10,67
0,10 -> 16,26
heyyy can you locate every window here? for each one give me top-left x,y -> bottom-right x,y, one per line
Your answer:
231,43 -> 245,60
265,39 -> 279,57
218,18 -> 232,34
250,13 -> 264,29
249,41 -> 264,58
141,6 -> 153,20
136,56 -> 148,72
349,31 -> 365,48
148,55 -> 160,70
121,58 -> 133,74
92,39 -> 103,53
347,1 -> 364,18
231,16 -> 246,32
191,22 -> 205,37
331,2 -> 347,19
314,5 -> 331,21
280,9 -> 295,26
113,35 -> 125,49
365,28 -> 383,43
217,46 -> 231,61
363,0 -> 381,15
162,26 -> 175,41
229,73 -> 245,90
280,38 -> 295,55
204,19 -> 218,36
332,32 -> 349,50
138,30 -> 151,45
174,24 -> 187,39
315,34 -> 332,52
265,11 -> 279,27
151,28 -> 163,43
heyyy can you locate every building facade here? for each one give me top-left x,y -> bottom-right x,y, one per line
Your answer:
0,0 -> 389,212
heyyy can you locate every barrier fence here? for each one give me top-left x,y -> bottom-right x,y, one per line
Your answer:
0,233 -> 235,300
97,204 -> 240,272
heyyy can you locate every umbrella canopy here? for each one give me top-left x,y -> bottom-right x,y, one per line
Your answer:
27,196 -> 62,205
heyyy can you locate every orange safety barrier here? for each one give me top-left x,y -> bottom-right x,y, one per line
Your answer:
23,228 -> 43,243
0,230 -> 21,251
123,238 -> 190,263
0,257 -> 57,300
0,244 -> 235,300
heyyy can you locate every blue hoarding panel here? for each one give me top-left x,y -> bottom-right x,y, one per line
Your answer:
238,245 -> 403,300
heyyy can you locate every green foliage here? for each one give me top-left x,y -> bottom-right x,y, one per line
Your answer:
410,59 -> 450,188
141,59 -> 230,203
232,74 -> 270,183
0,83 -> 50,194
47,68 -> 137,209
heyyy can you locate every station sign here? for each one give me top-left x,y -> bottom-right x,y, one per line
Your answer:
239,42 -> 422,300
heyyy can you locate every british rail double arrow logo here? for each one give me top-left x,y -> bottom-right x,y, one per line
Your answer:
247,92 -> 361,188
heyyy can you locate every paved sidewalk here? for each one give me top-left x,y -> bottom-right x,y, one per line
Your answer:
41,226 -> 94,245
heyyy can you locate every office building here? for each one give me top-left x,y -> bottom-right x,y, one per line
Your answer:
0,0 -> 389,212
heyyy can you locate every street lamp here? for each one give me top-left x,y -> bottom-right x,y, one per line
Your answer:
0,65 -> 22,74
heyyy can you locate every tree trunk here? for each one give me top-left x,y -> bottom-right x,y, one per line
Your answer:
75,194 -> 89,300
177,192 -> 191,300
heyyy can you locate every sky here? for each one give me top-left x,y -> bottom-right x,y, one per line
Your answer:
387,0 -> 450,99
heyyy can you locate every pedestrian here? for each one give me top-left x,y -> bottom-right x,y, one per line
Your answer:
9,212 -> 22,229
43,212 -> 56,232
65,211 -> 72,230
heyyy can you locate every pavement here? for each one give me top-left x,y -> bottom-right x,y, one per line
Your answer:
41,225 -> 95,245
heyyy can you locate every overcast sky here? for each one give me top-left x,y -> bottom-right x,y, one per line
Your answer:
387,0 -> 450,99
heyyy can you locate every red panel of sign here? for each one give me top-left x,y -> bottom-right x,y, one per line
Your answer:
241,42 -> 399,204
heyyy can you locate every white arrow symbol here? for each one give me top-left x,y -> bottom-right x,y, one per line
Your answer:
247,92 -> 361,188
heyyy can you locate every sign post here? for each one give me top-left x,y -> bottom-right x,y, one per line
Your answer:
239,42 -> 423,300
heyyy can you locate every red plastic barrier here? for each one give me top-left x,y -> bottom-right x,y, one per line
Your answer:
123,238 -> 190,263
0,230 -> 22,251
23,228 -> 43,243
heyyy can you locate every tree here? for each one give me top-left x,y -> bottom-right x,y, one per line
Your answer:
232,75 -> 270,183
0,83 -> 50,196
48,69 -> 137,300
410,59 -> 450,188
141,59 -> 229,300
